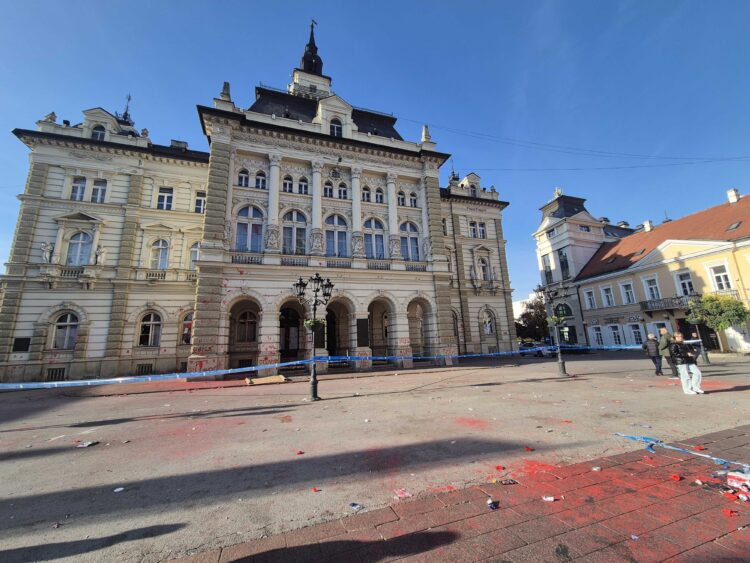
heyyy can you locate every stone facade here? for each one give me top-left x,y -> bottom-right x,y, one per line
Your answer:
0,35 -> 515,382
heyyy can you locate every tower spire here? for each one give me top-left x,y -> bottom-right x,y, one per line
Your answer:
300,20 -> 323,75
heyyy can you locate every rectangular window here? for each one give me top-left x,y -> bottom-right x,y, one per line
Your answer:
326,230 -> 335,256
91,179 -> 107,203
157,187 -> 173,210
194,191 -> 206,214
410,237 -> 420,261
620,283 -> 635,304
557,248 -> 570,279
12,337 -> 31,352
235,223 -> 248,251
676,272 -> 694,296
710,265 -> 732,290
644,277 -> 661,300
609,325 -> 622,346
46,367 -> 67,381
283,226 -> 294,254
592,326 -> 603,346
71,177 -> 86,201
630,324 -> 644,345
324,184 -> 333,198
298,180 -> 308,195
584,290 -> 596,309
250,224 -> 263,253
546,228 -> 556,238
469,222 -> 478,238
400,237 -> 409,260
541,254 -> 553,285
282,178 -> 293,193
601,287 -> 614,307
478,223 -> 487,239
579,225 -> 591,232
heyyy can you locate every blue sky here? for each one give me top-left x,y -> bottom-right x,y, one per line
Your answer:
1,1 -> 748,300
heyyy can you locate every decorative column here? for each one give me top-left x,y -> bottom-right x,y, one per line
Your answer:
350,166 -> 364,257
420,180 -> 432,261
310,161 -> 324,255
265,153 -> 281,253
386,172 -> 401,259
353,311 -> 372,371
52,223 -> 65,264
257,311 -> 281,377
90,225 -> 102,265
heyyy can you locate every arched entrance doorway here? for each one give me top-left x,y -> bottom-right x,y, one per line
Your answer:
406,297 -> 435,360
368,298 -> 393,359
228,299 -> 261,369
325,299 -> 354,357
279,301 -> 305,362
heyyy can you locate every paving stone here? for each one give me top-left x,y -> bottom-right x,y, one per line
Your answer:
599,510 -> 665,536
595,492 -> 654,515
218,535 -> 285,562
438,486 -> 489,506
283,520 -> 347,547
715,528 -> 750,554
663,541 -> 747,563
655,516 -> 730,551
172,550 -> 221,563
317,527 -> 382,558
392,496 -> 445,518
428,499 -> 487,526
554,523 -> 629,556
341,507 -> 399,531
376,512 -> 435,540
553,505 -> 618,527
499,536 -> 581,562
505,515 -> 573,544
615,531 -> 688,562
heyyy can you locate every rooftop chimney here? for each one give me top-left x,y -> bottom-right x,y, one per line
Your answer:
643,220 -> 653,232
170,139 -> 188,150
727,188 -> 740,204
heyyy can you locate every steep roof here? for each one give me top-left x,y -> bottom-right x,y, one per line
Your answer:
576,195 -> 750,281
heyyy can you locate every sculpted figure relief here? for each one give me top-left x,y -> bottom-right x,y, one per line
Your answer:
310,230 -> 324,252
265,225 -> 280,250
41,242 -> 54,264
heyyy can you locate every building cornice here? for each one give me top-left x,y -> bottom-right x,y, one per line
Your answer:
440,189 -> 509,210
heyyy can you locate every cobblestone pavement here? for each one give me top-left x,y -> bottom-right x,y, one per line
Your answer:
1,352 -> 748,562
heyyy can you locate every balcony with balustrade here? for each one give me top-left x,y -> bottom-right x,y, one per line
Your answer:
640,294 -> 699,312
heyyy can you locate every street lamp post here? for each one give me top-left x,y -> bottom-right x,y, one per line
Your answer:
542,283 -> 571,377
551,320 -> 568,377
293,273 -> 334,401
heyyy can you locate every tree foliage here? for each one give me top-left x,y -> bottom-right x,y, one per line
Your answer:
688,295 -> 750,332
518,293 -> 548,340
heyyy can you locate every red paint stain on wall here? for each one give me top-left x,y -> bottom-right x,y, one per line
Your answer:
454,417 -> 491,430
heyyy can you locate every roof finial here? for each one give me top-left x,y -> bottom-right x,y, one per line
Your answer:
220,81 -> 232,101
300,20 -> 323,75
421,124 -> 432,143
310,19 -> 317,45
123,93 -> 131,120
554,186 -> 563,198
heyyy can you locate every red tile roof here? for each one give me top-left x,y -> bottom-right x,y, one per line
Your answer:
575,195 -> 750,280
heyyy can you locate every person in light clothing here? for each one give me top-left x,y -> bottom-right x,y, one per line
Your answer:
669,332 -> 704,395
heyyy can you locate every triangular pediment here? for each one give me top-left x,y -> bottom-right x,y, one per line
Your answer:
318,95 -> 353,112
82,107 -> 118,125
471,243 -> 494,253
141,221 -> 177,231
55,212 -> 102,223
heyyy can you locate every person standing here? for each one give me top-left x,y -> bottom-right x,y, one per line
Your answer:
658,327 -> 678,378
669,332 -> 704,394
642,333 -> 663,375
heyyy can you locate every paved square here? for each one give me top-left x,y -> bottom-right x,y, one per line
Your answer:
1,352 -> 748,562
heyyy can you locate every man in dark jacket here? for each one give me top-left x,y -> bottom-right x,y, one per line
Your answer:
642,333 -> 662,375
669,332 -> 704,395
658,327 -> 678,377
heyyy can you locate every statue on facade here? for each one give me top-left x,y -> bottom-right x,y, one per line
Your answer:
43,112 -> 57,123
94,245 -> 105,265
41,241 -> 54,264
310,230 -> 324,253
351,233 -> 364,257
140,128 -> 149,137
422,237 -> 432,258
265,225 -> 280,250
388,237 -> 400,258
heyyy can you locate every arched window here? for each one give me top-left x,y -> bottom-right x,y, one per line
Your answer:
283,210 -> 307,255
478,258 -> 490,281
325,214 -> 348,257
236,311 -> 257,342
397,191 -> 406,206
53,312 -> 79,349
71,176 -> 86,201
297,177 -> 309,195
282,175 -> 294,193
66,232 -> 92,266
470,184 -> 478,198
481,309 -> 496,335
189,243 -> 200,271
399,222 -> 420,261
255,171 -> 267,189
364,218 -> 386,259
330,118 -> 342,137
150,239 -> 169,270
236,206 -> 264,253
338,182 -> 348,199
555,303 -> 574,317
375,188 -> 384,204
91,125 -> 105,141
139,312 -> 162,347
237,169 -> 250,187
362,186 -> 371,202
181,312 -> 193,345
324,181 -> 334,198
410,192 -> 418,207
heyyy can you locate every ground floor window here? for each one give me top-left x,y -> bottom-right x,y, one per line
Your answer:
592,326 -> 604,346
53,313 -> 79,349
629,324 -> 644,345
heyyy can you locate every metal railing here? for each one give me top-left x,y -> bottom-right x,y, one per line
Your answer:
281,256 -> 309,267
326,258 -> 351,269
640,295 -> 695,311
145,270 -> 167,281
367,259 -> 391,270
406,262 -> 427,272
709,289 -> 740,299
59,267 -> 83,278
231,252 -> 262,265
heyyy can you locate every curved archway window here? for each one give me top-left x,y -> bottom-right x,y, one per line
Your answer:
53,312 -> 79,350
325,214 -> 348,257
399,222 -> 420,261
236,311 -> 258,342
139,312 -> 162,347
409,192 -> 418,207
189,243 -> 200,271
66,232 -> 92,266
71,176 -> 86,201
236,206 -> 264,253
397,191 -> 406,206
478,258 -> 490,281
282,175 -> 294,193
362,186 -> 371,202
554,303 -> 573,317
181,312 -> 193,345
91,125 -> 105,141
324,181 -> 334,198
150,239 -> 169,270
330,118 -> 342,137
283,210 -> 307,255
364,218 -> 386,259
255,171 -> 267,190
470,184 -> 478,198
237,169 -> 250,187
297,177 -> 309,195
375,188 -> 384,204
481,309 -> 496,335
338,182 -> 348,200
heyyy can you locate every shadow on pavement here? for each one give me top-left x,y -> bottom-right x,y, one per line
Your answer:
0,438 -> 592,535
0,523 -> 185,563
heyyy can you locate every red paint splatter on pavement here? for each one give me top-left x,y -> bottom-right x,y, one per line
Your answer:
693,445 -> 707,451
723,492 -> 739,500
513,459 -> 557,477
311,487 -> 320,493
495,465 -> 505,471
669,474 -> 682,481
454,417 -> 490,430
524,446 -> 535,452
427,485 -> 456,493
561,419 -> 573,424
722,508 -> 738,517
296,450 -> 304,455
276,415 -> 293,423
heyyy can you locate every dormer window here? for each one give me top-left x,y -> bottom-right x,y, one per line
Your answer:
91,125 -> 105,141
330,118 -> 342,137
469,184 -> 477,198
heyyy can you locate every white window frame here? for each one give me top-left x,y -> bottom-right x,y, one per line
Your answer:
375,188 -> 384,204
607,324 -> 623,346
53,312 -> 79,350
469,222 -> 478,238
478,222 -> 487,239
584,289 -> 596,310
591,326 -> 604,346
91,179 -> 107,203
642,276 -> 662,300
600,285 -> 615,308
619,281 -> 636,305
157,187 -> 173,211
254,171 -> 267,190
194,191 -> 206,214
706,262 -> 732,291
297,177 -> 309,195
324,182 -> 334,198
282,176 -> 294,193
337,183 -> 348,200
409,192 -> 418,208
629,323 -> 644,345
70,176 -> 86,201
579,225 -> 591,232
397,191 -> 406,206
673,270 -> 695,296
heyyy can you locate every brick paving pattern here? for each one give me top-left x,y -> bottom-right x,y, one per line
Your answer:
172,426 -> 750,562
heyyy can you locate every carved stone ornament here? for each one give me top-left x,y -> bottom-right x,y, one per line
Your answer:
388,236 -> 401,258
268,154 -> 282,166
94,245 -> 105,265
311,161 -> 324,174
386,172 -> 398,184
350,166 -> 362,180
44,112 -> 57,123
41,242 -> 54,264
310,229 -> 324,253
223,223 -> 232,249
264,224 -> 280,250
351,232 -> 364,257
422,237 -> 432,258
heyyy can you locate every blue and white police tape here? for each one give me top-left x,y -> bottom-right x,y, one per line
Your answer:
0,342 -> 655,391
615,433 -> 750,471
